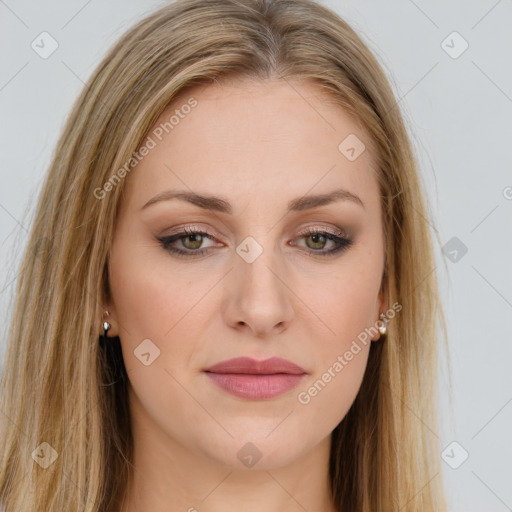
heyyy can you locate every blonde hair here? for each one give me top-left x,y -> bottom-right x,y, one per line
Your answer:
0,0 -> 448,510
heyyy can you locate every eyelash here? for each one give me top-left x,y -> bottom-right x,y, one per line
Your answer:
157,226 -> 353,258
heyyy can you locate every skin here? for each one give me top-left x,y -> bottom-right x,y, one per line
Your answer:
106,77 -> 388,512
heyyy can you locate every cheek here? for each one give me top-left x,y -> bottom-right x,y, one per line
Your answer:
108,239 -> 230,400
109,240 -> 209,339
295,270 -> 375,426
109,251 -> 206,422
296,343 -> 370,438
299,255 -> 382,343
292,252 -> 381,417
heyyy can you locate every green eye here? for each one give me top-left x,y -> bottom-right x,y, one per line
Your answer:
305,232 -> 327,250
181,232 -> 203,250
158,226 -> 216,257
295,228 -> 353,257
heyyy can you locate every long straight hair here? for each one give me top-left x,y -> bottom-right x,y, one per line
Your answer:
0,0 -> 447,510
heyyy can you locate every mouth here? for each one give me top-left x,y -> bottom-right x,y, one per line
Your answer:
203,356 -> 307,400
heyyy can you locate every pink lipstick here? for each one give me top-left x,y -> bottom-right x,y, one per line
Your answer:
204,356 -> 307,400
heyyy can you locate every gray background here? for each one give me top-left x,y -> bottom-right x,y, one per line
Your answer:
1,1 -> 511,510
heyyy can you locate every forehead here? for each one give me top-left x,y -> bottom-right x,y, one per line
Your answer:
123,77 -> 380,212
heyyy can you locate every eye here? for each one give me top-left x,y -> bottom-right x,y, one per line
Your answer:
157,226 -> 219,257
292,227 -> 353,257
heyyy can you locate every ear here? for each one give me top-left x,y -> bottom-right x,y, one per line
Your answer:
378,271 -> 389,314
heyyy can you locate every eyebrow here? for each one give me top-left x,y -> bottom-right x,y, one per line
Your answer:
140,187 -> 364,213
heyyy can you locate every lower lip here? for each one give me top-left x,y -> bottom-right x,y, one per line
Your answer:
204,372 -> 306,399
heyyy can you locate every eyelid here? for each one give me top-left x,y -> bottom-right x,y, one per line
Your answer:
289,226 -> 353,256
160,224 -> 348,243
162,224 -> 218,240
295,225 -> 348,239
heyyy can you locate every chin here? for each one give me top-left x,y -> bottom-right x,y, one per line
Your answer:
199,433 -> 312,472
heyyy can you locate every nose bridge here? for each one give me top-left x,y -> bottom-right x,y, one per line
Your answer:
235,232 -> 282,297
227,231 -> 294,334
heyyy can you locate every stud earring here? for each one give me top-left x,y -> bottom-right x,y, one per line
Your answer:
378,313 -> 388,336
103,320 -> 111,337
102,310 -> 111,339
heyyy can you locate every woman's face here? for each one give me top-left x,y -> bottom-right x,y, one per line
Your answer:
106,78 -> 387,470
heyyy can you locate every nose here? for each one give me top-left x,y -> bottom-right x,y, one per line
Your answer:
222,238 -> 294,338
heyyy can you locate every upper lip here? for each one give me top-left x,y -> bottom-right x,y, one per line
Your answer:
204,356 -> 307,375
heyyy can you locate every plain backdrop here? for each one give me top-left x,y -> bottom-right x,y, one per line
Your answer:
1,1 -> 511,510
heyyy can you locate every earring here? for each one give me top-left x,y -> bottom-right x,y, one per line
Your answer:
101,310 -> 111,341
378,313 -> 388,336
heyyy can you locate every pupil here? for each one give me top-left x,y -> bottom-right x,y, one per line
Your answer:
308,233 -> 325,249
184,233 -> 202,249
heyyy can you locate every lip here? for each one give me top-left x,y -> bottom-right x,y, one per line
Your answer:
205,356 -> 307,375
204,357 -> 307,400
